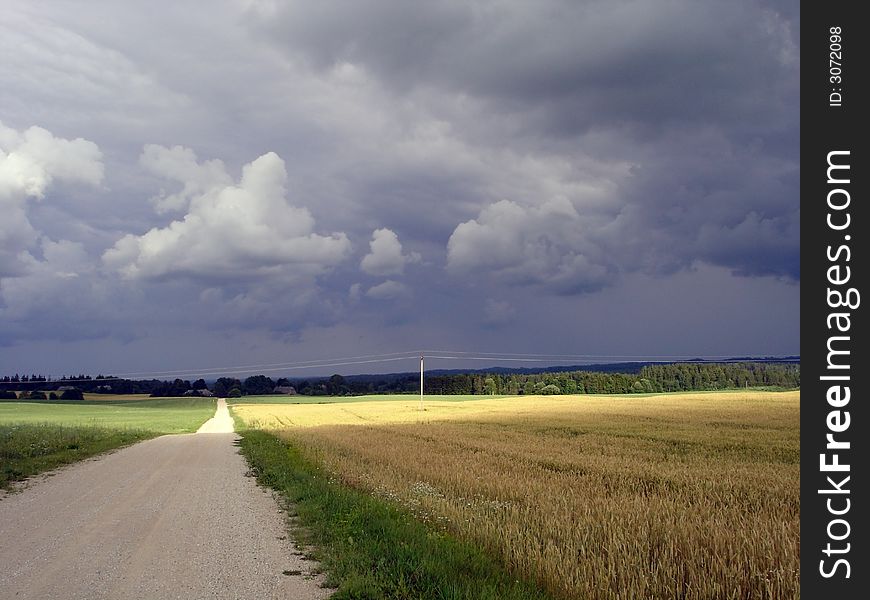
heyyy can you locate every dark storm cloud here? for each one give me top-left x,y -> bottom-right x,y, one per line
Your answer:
247,0 -> 799,290
607,127 -> 800,280
0,0 -> 799,370
248,0 -> 797,132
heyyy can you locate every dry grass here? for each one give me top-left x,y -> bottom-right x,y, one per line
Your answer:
234,391 -> 800,600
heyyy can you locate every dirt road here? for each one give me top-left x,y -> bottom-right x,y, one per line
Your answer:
0,399 -> 331,599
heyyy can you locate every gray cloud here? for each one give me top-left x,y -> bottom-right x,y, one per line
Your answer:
0,7 -> 191,142
246,0 -> 797,133
483,299 -> 516,326
0,0 -> 799,369
140,144 -> 232,214
366,280 -> 411,301
247,0 -> 799,289
0,122 -> 103,277
447,198 -> 613,294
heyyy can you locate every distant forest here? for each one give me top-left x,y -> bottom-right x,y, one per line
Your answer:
0,362 -> 799,398
420,362 -> 800,395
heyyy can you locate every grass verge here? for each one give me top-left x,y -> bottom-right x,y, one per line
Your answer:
1,423 -> 152,489
236,428 -> 552,600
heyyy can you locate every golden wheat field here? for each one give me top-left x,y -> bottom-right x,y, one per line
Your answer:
233,391 -> 800,600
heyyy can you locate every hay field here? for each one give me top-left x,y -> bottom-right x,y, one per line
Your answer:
233,391 -> 800,599
227,393 -> 516,405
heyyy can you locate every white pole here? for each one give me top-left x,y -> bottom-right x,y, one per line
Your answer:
420,354 -> 424,411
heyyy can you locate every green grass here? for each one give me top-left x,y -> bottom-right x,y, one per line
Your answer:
0,398 -> 216,489
0,398 -> 216,432
82,393 -> 153,401
236,428 -> 553,600
1,424 -> 153,489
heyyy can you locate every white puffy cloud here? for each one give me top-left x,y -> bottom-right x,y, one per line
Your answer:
365,279 -> 409,300
360,227 -> 420,276
140,144 -> 232,214
103,148 -> 351,281
447,197 -> 612,294
0,122 -> 103,276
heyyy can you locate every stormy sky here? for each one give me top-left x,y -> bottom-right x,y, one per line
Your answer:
0,0 -> 799,378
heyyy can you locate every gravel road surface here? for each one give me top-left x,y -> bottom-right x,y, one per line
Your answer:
0,399 -> 331,599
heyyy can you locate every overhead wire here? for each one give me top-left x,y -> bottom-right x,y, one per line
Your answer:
7,349 -> 795,384
420,350 -> 752,360
112,350 -> 423,378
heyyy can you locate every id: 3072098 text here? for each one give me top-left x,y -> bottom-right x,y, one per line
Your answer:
829,26 -> 843,107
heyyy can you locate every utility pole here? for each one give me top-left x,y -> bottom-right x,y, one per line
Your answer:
419,354 -> 424,411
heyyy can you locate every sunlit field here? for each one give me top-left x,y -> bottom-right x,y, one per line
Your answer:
0,397 -> 216,432
234,391 -> 800,600
227,393 -> 513,405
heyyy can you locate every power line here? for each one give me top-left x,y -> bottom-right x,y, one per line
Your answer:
420,350 -> 749,360
423,355 -> 762,363
4,355 -> 421,384
112,350 -> 422,378
4,350 -> 796,384
156,355 -> 420,379
87,355 -> 420,381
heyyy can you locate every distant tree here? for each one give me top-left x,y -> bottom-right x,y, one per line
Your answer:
227,388 -> 242,398
49,392 -> 59,400
0,390 -> 17,399
177,379 -> 192,394
192,379 -> 208,391
213,377 -> 242,397
28,391 -> 47,400
243,375 -> 275,396
276,378 -> 291,387
540,384 -> 562,395
325,374 -> 347,395
149,378 -> 192,397
60,389 -> 84,400
164,379 -> 191,396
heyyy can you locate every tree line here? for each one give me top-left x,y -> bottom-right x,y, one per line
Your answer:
1,362 -> 799,399
267,362 -> 798,396
421,362 -> 799,395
